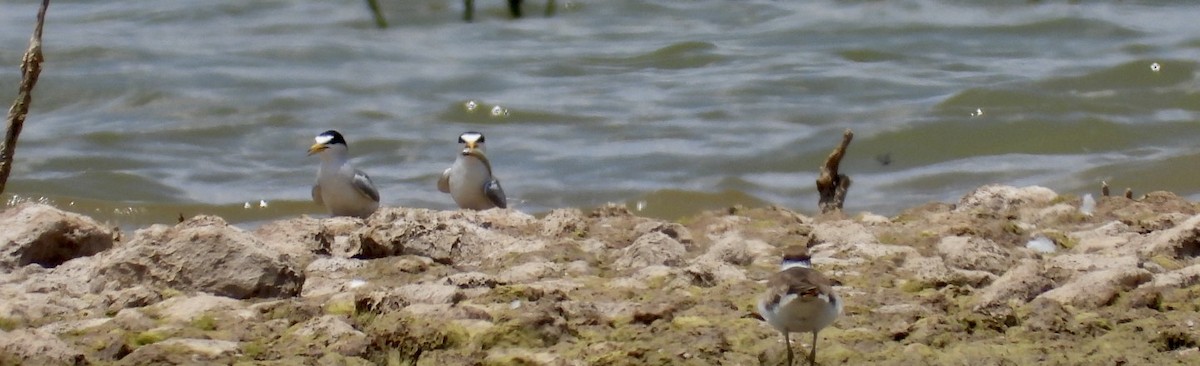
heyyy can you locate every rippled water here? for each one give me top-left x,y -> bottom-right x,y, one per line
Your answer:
2,0 -> 1198,227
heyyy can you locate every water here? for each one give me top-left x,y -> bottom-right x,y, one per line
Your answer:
2,0 -> 1198,228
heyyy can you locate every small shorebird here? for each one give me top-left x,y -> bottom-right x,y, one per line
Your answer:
757,246 -> 842,366
308,130 -> 380,218
438,131 -> 507,210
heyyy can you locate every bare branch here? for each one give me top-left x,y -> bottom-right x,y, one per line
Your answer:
365,0 -> 387,28
816,129 -> 853,214
1,0 -> 49,195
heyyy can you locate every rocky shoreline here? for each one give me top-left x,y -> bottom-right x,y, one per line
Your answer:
1,184 -> 1198,365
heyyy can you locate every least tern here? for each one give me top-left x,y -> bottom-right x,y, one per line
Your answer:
437,131 -> 507,210
757,246 -> 842,366
308,130 -> 380,218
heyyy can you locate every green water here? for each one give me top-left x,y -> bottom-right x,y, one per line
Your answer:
1,0 -> 1198,228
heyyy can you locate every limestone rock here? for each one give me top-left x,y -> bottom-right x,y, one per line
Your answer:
1039,267 -> 1153,308
94,216 -> 303,299
302,257 -> 368,298
1141,263 -> 1200,289
1138,214 -> 1200,260
0,328 -> 86,365
290,315 -> 369,356
613,232 -> 685,270
936,236 -> 1014,274
255,216 -> 367,264
0,203 -> 114,270
361,208 -> 545,266
539,208 -> 587,237
972,259 -> 1053,313
121,338 -> 239,365
955,185 -> 1057,213
148,294 -> 254,323
497,262 -> 559,284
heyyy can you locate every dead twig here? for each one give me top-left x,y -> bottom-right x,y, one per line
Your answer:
364,0 -> 387,28
1,0 -> 49,195
816,129 -> 853,214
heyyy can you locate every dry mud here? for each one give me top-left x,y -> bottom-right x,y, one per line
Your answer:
1,184 -> 1198,365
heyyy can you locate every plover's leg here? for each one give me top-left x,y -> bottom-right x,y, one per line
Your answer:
808,331 -> 819,366
784,331 -> 794,366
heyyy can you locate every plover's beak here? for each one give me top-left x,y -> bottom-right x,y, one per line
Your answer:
307,143 -> 328,156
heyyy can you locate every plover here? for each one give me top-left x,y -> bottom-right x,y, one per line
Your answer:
308,130 -> 380,218
757,245 -> 842,366
437,131 -> 507,210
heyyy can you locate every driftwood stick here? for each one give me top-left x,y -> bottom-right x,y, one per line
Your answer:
1,0 -> 49,195
816,129 -> 853,213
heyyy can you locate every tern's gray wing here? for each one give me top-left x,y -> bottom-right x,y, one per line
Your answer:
353,169 -> 381,202
437,167 -> 451,193
311,184 -> 323,205
484,177 -> 507,209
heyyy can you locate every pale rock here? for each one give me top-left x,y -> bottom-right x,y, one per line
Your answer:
613,232 -> 685,270
498,262 -> 559,284
122,338 -> 240,364
37,318 -> 111,336
149,294 -> 251,323
1045,254 -> 1138,283
0,203 -> 114,270
444,271 -> 500,288
699,235 -> 756,266
1069,221 -> 1137,254
363,284 -> 463,311
524,278 -> 585,294
112,308 -> 156,330
681,259 -> 747,287
564,260 -> 592,276
154,338 -> 240,358
94,216 -> 303,299
858,212 -> 891,225
902,256 -> 995,288
937,235 -> 1014,274
972,259 -> 1054,312
0,328 -> 86,365
847,242 -> 919,261
539,208 -> 587,237
1038,267 -> 1153,308
291,315 -> 368,356
955,185 -> 1057,213
1138,214 -> 1200,260
810,220 -> 879,249
362,208 -> 546,266
1035,203 -> 1078,223
302,257 -> 368,297
634,221 -> 694,247
1139,263 -> 1200,289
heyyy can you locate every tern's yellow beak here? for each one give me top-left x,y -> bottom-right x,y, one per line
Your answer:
307,142 -> 328,156
465,141 -> 477,150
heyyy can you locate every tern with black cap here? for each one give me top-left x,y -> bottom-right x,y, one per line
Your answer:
438,131 -> 507,210
308,130 -> 380,218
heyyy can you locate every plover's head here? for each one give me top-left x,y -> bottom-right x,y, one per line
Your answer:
780,245 -> 812,270
308,130 -> 349,157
